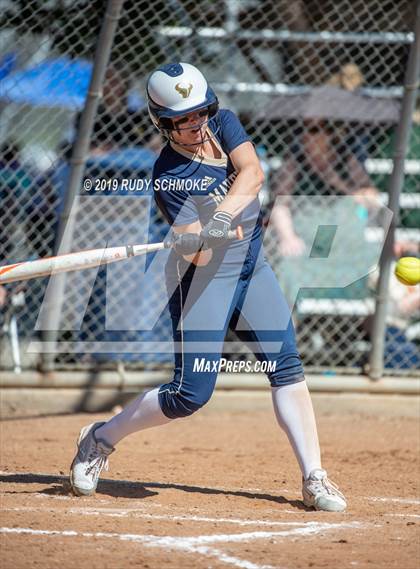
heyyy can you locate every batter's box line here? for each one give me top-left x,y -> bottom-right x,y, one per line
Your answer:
367,496 -> 420,505
1,522 -> 366,569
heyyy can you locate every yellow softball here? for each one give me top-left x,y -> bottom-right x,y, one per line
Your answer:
394,257 -> 420,286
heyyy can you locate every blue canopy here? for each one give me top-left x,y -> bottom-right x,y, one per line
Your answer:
0,56 -> 146,111
0,57 -> 92,110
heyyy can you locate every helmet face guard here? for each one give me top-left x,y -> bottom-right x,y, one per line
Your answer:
147,62 -> 220,146
158,100 -> 219,131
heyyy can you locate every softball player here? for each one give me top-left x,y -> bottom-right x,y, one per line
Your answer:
70,62 -> 346,512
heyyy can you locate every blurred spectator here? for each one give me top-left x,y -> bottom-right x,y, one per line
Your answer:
0,142 -> 33,260
1,142 -> 57,260
0,142 -> 32,197
270,119 -> 379,256
365,241 -> 420,370
68,64 -> 163,158
327,62 -> 364,92
270,64 -> 380,256
93,65 -> 139,150
72,64 -> 143,154
0,142 -> 56,260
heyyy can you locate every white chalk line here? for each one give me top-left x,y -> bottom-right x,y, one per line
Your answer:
384,513 -> 420,519
367,497 -> 420,505
0,526 -> 275,569
191,546 -> 277,569
0,522 -> 364,569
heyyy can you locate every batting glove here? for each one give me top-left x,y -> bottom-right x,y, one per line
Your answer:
200,211 -> 233,249
165,232 -> 206,256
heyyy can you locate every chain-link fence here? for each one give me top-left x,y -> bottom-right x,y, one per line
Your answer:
0,0 -> 419,375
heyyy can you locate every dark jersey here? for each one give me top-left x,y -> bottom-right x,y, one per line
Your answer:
152,109 -> 262,264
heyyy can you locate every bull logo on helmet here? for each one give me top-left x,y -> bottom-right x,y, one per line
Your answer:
175,82 -> 193,98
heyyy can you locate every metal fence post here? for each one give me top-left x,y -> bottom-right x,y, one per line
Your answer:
368,0 -> 420,379
41,0 -> 125,372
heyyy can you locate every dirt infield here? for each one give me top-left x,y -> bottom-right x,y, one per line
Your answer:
1,391 -> 419,569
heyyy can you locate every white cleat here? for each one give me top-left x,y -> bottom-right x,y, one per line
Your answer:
302,468 -> 347,512
69,422 -> 114,496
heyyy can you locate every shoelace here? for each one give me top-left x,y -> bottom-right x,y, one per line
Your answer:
85,448 -> 111,478
315,476 -> 345,499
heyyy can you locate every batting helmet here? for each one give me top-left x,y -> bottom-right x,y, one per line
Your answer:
146,62 -> 219,134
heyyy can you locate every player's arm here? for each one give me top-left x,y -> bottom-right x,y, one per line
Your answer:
270,156 -> 306,256
217,141 -> 264,217
200,141 -> 264,247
